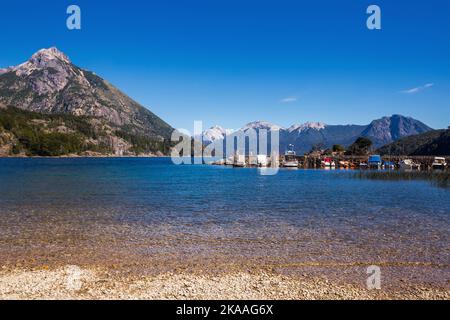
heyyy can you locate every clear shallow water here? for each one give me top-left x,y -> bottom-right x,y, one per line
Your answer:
0,158 -> 449,287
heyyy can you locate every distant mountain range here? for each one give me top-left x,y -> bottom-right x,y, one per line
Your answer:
377,128 -> 450,156
0,47 -> 438,157
201,115 -> 434,155
0,48 -> 173,156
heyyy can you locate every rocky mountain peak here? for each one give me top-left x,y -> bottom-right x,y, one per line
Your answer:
288,122 -> 326,133
201,115 -> 432,155
362,114 -> 432,146
199,125 -> 234,143
1,47 -> 72,77
30,47 -> 71,64
0,47 -> 173,143
210,125 -> 226,132
241,121 -> 283,131
0,47 -> 82,96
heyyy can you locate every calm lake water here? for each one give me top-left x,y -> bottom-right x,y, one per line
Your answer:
0,158 -> 448,288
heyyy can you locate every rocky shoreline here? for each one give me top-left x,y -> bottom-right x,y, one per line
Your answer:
0,266 -> 448,300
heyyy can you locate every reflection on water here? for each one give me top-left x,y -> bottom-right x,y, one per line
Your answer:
0,158 -> 449,287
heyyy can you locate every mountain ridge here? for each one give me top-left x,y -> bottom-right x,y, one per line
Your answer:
377,128 -> 450,156
0,47 -> 174,156
0,48 -> 436,157
201,116 -> 433,154
0,47 -> 173,138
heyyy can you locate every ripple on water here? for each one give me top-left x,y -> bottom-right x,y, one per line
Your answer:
0,158 -> 449,288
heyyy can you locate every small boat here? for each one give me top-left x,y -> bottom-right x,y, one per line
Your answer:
339,160 -> 350,169
257,155 -> 269,167
248,154 -> 258,167
225,156 -> 234,166
233,154 -> 246,167
211,159 -> 225,165
432,157 -> 447,170
321,157 -> 336,168
383,161 -> 395,170
368,155 -> 382,169
283,144 -> 299,168
399,159 -> 420,170
359,162 -> 368,169
283,159 -> 299,167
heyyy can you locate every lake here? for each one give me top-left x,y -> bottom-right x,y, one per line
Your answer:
0,158 -> 448,289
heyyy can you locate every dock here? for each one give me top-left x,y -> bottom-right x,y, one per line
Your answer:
211,155 -> 450,170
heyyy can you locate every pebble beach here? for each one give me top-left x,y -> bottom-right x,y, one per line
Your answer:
1,266 -> 448,300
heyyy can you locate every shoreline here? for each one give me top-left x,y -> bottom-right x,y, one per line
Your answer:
0,155 -> 172,159
0,158 -> 448,300
1,266 -> 448,300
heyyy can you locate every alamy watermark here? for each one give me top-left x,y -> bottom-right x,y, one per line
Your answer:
367,5 -> 381,30
366,265 -> 381,290
67,5 -> 81,30
66,265 -> 83,291
171,121 -> 280,175
64,5 -> 381,33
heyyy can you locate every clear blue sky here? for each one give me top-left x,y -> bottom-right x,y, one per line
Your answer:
1,0 -> 449,130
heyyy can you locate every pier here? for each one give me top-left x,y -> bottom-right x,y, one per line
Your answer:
212,155 -> 450,170
295,155 -> 450,170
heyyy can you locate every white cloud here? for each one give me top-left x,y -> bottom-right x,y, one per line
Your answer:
280,97 -> 297,103
401,83 -> 434,94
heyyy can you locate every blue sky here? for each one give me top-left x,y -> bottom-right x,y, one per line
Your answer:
1,0 -> 449,130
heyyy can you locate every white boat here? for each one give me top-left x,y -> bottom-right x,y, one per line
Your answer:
432,157 -> 447,170
283,144 -> 299,168
248,154 -> 258,166
211,159 -> 225,165
233,154 -> 246,167
283,161 -> 299,168
321,157 -> 335,168
224,155 -> 236,165
399,159 -> 420,170
257,155 -> 269,167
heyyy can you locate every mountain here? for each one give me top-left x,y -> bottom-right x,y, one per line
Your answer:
201,115 -> 433,155
0,48 -> 174,156
199,125 -> 234,144
287,122 -> 326,132
377,128 -> 450,156
240,120 -> 283,132
412,129 -> 450,156
282,123 -> 367,154
360,115 -> 433,147
376,130 -> 445,155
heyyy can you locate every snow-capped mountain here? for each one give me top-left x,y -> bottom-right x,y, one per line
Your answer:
240,121 -> 283,132
200,116 -> 432,155
287,122 -> 326,133
200,125 -> 234,143
199,121 -> 282,144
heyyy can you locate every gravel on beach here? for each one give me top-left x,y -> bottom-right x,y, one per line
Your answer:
0,266 -> 448,300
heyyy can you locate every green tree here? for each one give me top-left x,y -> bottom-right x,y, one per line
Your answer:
347,137 -> 373,155
310,143 -> 325,153
332,144 -> 345,153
